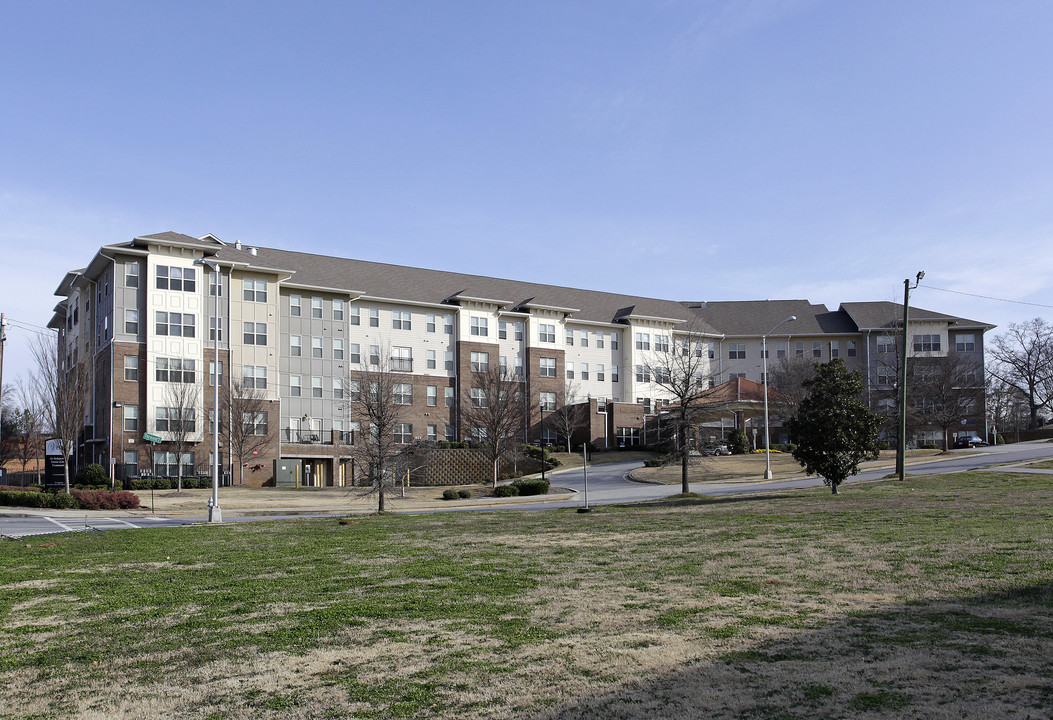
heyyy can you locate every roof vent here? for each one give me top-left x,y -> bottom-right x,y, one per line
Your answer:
248,247 -> 258,256
235,240 -> 242,250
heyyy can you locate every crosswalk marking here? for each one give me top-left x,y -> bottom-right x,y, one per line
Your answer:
101,517 -> 141,528
44,517 -> 77,532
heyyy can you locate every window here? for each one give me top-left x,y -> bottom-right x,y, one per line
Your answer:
312,337 -> 323,358
392,310 -> 411,330
597,397 -> 607,413
333,298 -> 344,320
795,341 -> 805,357
209,317 -> 222,342
728,343 -> 746,359
156,407 -> 195,433
124,355 -> 138,381
635,365 -> 651,383
156,312 -> 195,338
499,355 -> 507,373
445,351 -> 454,371
349,343 -> 361,364
514,356 -> 524,378
566,328 -> 574,346
499,321 -> 508,339
394,423 -> 413,444
125,262 -> 139,288
616,427 -> 641,446
369,308 -> 379,327
611,334 -> 619,350
243,278 -> 267,302
540,391 -> 556,411
124,309 -> 138,334
153,451 -> 193,478
655,366 -> 670,383
243,412 -> 268,436
612,365 -> 620,383
635,333 -> 650,351
470,387 -> 488,408
876,369 -> 894,386
210,361 -> 223,386
471,427 -> 488,442
877,336 -> 895,353
348,381 -> 362,401
333,338 -> 344,360
514,322 -> 524,341
470,352 -> 489,373
445,387 -> 455,407
470,316 -> 488,337
427,424 -> 438,442
831,341 -> 840,358
426,349 -> 436,369
394,383 -> 413,405
290,375 -> 302,397
680,339 -> 691,356
444,315 -> 454,334
333,378 -> 344,400
156,358 -> 195,383
729,372 -> 746,380
290,294 -> 302,316
580,330 -> 588,347
124,405 -> 138,432
655,335 -> 670,352
206,271 -> 222,297
847,340 -> 857,357
349,305 -> 360,325
369,345 -> 380,366
566,362 -> 575,379
638,398 -> 653,414
427,385 -> 438,406
539,324 -> 555,343
813,341 -> 822,358
290,335 -> 302,357
581,362 -> 589,380
310,377 -> 322,398
540,357 -> 556,377
156,265 -> 196,292
392,346 -> 413,371
913,334 -> 941,352
597,363 -> 605,382
956,334 -> 975,352
243,322 -> 266,345
445,425 -> 456,442
312,297 -> 322,319
243,365 -> 267,389
596,332 -> 604,349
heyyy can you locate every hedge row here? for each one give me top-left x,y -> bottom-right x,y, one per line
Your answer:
128,477 -> 214,490
0,489 -> 141,510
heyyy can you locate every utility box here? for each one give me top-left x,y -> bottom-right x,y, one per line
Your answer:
273,459 -> 302,487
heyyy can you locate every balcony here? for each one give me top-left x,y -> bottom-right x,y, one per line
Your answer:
285,428 -> 326,444
391,358 -> 413,372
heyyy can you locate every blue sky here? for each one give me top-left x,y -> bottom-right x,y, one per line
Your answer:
3,0 -> 1053,382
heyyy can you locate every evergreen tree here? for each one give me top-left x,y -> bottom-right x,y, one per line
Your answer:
786,359 -> 881,494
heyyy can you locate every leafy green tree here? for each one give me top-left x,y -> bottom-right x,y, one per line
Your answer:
727,428 -> 750,455
786,359 -> 882,494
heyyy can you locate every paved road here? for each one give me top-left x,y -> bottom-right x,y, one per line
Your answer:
4,442 -> 1051,537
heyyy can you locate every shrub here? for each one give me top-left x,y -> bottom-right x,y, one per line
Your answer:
1,485 -> 42,492
130,478 -> 172,491
773,443 -> 797,453
50,492 -> 80,509
68,489 -> 141,510
77,464 -> 109,486
511,478 -> 550,496
0,490 -> 53,508
493,484 -> 519,497
441,489 -> 459,501
728,429 -> 750,455
643,458 -> 665,467
457,489 -> 472,499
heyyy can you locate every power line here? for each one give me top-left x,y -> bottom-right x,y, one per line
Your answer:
921,285 -> 1053,310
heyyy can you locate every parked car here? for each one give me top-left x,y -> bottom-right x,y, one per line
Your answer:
953,435 -> 988,449
703,444 -> 732,456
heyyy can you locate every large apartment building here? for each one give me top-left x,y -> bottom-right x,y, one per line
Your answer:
49,232 -> 993,486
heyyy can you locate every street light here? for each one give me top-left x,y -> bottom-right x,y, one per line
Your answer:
194,258 -> 222,523
762,315 -> 796,480
539,401 -> 546,482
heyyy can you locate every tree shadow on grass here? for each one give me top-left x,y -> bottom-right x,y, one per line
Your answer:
529,583 -> 1053,720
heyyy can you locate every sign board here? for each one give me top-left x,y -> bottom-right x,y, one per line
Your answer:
252,450 -> 258,457
143,433 -> 162,444
44,438 -> 65,485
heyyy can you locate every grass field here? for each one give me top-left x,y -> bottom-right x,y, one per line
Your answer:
1,471 -> 1051,719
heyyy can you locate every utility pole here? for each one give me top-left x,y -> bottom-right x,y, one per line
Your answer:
0,313 -> 7,435
897,272 -> 924,481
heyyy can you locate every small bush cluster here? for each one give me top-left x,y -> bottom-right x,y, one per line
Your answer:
1,485 -> 42,493
493,484 -> 519,497
0,489 -> 94,510
773,443 -> 797,453
50,492 -> 79,509
436,441 -> 470,449
442,489 -> 459,500
70,489 -> 141,510
511,478 -> 550,496
643,458 -> 666,467
75,464 -> 109,487
727,429 -> 751,455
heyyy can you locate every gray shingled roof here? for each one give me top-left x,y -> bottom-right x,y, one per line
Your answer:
839,302 -> 994,331
684,300 -> 858,336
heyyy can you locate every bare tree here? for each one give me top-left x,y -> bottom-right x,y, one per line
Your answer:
768,356 -> 817,416
30,332 -> 89,492
222,378 -> 272,485
987,319 -> 1053,430
460,362 -> 528,487
162,378 -> 201,493
910,352 -> 984,449
644,332 -> 711,495
339,348 -> 410,512
546,380 -> 585,454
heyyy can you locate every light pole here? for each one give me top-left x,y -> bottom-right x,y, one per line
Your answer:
194,258 -> 222,522
539,401 -> 546,482
897,271 -> 925,481
762,315 -> 796,480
